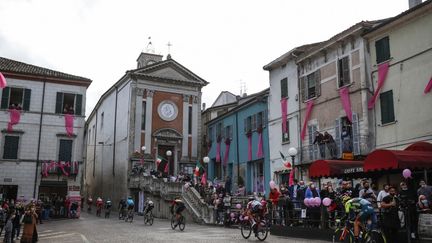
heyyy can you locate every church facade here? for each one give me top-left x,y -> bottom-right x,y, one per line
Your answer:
83,52 -> 208,205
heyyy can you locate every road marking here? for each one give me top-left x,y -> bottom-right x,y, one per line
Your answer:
80,233 -> 91,243
40,233 -> 76,239
38,231 -> 67,237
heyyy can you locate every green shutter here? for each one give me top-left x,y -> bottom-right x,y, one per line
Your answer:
280,78 -> 288,98
58,139 -> 73,162
23,89 -> 31,111
380,90 -> 395,124
1,87 -> 10,109
75,94 -> 83,115
55,92 -> 63,114
3,136 -> 19,159
376,36 -> 390,64
315,70 -> 321,97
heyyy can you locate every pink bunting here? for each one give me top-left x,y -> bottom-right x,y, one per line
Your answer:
280,98 -> 288,133
300,101 -> 314,140
65,114 -> 74,136
216,141 -> 221,163
57,161 -> 70,176
223,139 -> 231,166
339,87 -> 353,122
7,109 -> 21,132
164,163 -> 169,173
288,168 -> 295,186
73,161 -> 79,174
201,171 -> 207,185
256,131 -> 263,158
424,77 -> 432,94
247,133 -> 252,161
368,62 -> 389,109
0,72 -> 7,88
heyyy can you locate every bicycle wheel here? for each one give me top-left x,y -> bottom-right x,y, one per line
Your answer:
364,230 -> 386,243
178,216 -> 185,231
170,216 -> 176,230
130,214 -> 134,223
144,215 -> 148,225
256,220 -> 269,241
148,214 -> 154,226
333,227 -> 353,243
240,221 -> 252,239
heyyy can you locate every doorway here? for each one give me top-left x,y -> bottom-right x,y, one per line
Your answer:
158,145 -> 175,176
251,160 -> 264,194
0,185 -> 18,202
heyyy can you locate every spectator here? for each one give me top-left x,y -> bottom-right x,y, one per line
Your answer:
399,181 -> 418,240
323,131 -> 337,159
381,186 -> 400,243
341,125 -> 352,153
225,176 -> 232,195
12,206 -> 22,241
3,211 -> 13,243
313,131 -> 326,158
359,181 -> 377,203
222,193 -> 231,224
417,195 -> 431,213
418,180 -> 432,202
377,184 -> 390,208
21,204 -> 39,243
236,184 -> 246,196
0,207 -> 5,238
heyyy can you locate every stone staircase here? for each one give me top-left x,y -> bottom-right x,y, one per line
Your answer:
182,186 -> 214,224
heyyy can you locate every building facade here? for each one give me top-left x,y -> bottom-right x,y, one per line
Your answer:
206,89 -> 270,195
0,57 -> 91,202
364,0 -> 432,150
84,52 -> 207,206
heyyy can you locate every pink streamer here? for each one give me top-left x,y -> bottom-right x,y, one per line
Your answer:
223,142 -> 230,166
247,135 -> 252,161
288,168 -> 295,186
57,161 -> 70,176
0,72 -> 7,88
368,62 -> 390,109
300,101 -> 314,140
280,98 -> 288,133
74,161 -> 79,174
7,109 -> 21,132
201,172 -> 207,185
256,132 -> 263,158
216,142 -> 221,163
65,114 -> 74,136
424,77 -> 432,94
339,87 -> 353,122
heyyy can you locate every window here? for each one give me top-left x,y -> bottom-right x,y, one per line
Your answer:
338,56 -> 350,87
88,129 -> 91,144
55,92 -> 82,115
251,114 -> 257,130
141,101 -> 146,130
100,112 -> 104,129
244,116 -> 252,133
380,90 -> 395,124
225,125 -> 232,139
282,120 -> 290,143
3,136 -> 19,159
0,87 -> 31,111
188,106 -> 192,135
375,36 -> 390,64
216,123 -> 222,137
280,78 -> 288,99
302,70 -> 321,100
257,111 -> 266,128
208,127 -> 214,141
307,73 -> 316,98
58,139 -> 73,162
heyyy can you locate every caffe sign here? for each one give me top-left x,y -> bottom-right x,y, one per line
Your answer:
343,167 -> 363,174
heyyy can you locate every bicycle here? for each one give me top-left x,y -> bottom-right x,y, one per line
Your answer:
118,208 -> 126,220
240,215 -> 269,241
105,207 -> 111,218
96,206 -> 102,217
333,218 -> 386,243
170,214 -> 185,231
125,209 -> 134,223
143,211 -> 154,226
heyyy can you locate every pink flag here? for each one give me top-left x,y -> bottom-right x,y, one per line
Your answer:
424,77 -> 432,94
0,72 -> 7,88
164,163 -> 169,173
339,87 -> 353,122
256,132 -> 263,158
65,114 -> 74,136
368,62 -> 390,109
288,168 -> 295,186
247,134 -> 252,161
223,140 -> 230,166
216,142 -> 221,163
280,98 -> 288,133
300,101 -> 314,140
7,109 -> 21,132
201,172 -> 207,185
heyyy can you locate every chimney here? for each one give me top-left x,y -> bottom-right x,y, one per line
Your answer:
242,93 -> 247,98
409,0 -> 422,8
136,52 -> 163,68
202,103 -> 206,111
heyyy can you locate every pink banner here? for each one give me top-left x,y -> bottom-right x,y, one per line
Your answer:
164,163 -> 169,173
280,98 -> 288,133
58,161 -> 70,176
256,132 -> 263,158
223,140 -> 230,166
368,62 -> 390,109
288,168 -> 295,186
424,77 -> 432,94
216,142 -> 221,163
65,114 -> 74,136
339,87 -> 353,122
201,171 -> 207,185
300,101 -> 314,140
73,161 -> 79,174
7,109 -> 21,132
247,134 -> 252,161
0,72 -> 7,88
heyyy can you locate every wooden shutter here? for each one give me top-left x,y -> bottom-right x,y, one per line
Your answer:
1,87 -> 10,109
335,119 -> 342,158
58,139 -> 73,162
280,78 -> 288,98
376,36 -> 390,63
300,77 -> 306,102
352,113 -> 360,155
75,94 -> 83,115
55,92 -> 63,114
3,136 -> 19,159
343,57 -> 350,84
307,125 -> 313,160
380,90 -> 395,124
315,70 -> 321,97
312,125 -> 318,159
23,89 -> 31,111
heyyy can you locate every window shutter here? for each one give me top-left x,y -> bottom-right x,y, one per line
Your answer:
55,92 -> 63,114
343,57 -> 350,84
312,125 -> 318,159
352,113 -> 360,155
3,136 -> 19,159
315,70 -> 321,97
380,90 -> 395,124
307,125 -> 313,160
58,139 -> 73,162
280,78 -> 288,98
23,89 -> 31,111
300,77 -> 306,102
335,119 -> 342,158
1,87 -> 10,109
75,94 -> 83,116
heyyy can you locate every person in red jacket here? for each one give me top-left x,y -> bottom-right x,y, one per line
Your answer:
269,187 -> 280,221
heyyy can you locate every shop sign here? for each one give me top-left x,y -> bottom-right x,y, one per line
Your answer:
343,167 -> 363,174
4,178 -> 12,182
68,185 -> 80,191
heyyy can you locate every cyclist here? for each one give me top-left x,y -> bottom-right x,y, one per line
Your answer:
344,197 -> 377,243
126,196 -> 135,214
105,198 -> 112,218
246,196 -> 264,232
70,201 -> 79,218
96,197 -> 103,216
143,200 -> 154,217
118,198 -> 127,219
87,196 -> 93,213
170,197 -> 185,228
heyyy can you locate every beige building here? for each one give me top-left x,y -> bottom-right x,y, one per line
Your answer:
363,0 -> 432,150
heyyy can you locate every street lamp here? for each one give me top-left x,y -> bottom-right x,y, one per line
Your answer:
288,147 -> 298,179
203,156 -> 210,164
166,150 -> 172,157
141,146 -> 146,153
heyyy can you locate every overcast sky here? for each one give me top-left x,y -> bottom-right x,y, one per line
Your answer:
0,0 -> 410,116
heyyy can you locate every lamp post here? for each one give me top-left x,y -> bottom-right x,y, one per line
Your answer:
288,147 -> 298,180
166,150 -> 172,175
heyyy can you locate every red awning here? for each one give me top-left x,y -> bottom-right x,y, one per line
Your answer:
364,149 -> 432,172
405,141 -> 432,152
309,160 -> 365,178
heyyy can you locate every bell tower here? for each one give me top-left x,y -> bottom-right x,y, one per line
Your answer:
136,37 -> 163,68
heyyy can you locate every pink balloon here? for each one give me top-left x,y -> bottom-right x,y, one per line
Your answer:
402,169 -> 412,179
314,197 -> 321,206
322,197 -> 332,207
236,203 -> 242,209
239,215 -> 244,221
230,213 -> 235,218
244,216 -> 249,221
304,198 -> 310,206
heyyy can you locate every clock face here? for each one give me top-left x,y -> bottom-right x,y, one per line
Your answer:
158,101 -> 178,121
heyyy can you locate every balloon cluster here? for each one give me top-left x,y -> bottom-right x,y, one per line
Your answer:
303,197 -> 322,207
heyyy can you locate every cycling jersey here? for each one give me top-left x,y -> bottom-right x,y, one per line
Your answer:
345,198 -> 375,222
247,200 -> 262,213
127,199 -> 135,207
172,199 -> 185,214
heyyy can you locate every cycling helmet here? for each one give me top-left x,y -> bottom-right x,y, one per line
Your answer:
128,196 -> 132,199
342,195 -> 351,205
148,200 -> 154,206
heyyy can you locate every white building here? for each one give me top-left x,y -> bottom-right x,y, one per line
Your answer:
0,57 -> 91,202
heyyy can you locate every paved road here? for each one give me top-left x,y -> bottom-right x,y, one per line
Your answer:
33,212 -> 329,243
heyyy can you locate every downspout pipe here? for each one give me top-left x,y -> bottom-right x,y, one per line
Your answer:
33,81 -> 46,198
113,86 -> 118,176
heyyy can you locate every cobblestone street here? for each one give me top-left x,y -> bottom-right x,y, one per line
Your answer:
33,212 -> 329,243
